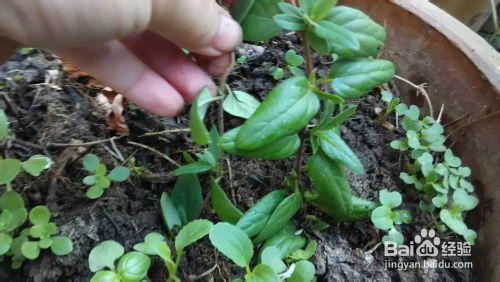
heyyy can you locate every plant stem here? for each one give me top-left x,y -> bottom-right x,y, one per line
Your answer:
6,183 -> 12,191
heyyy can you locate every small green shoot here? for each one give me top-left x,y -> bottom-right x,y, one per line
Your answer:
82,153 -> 130,199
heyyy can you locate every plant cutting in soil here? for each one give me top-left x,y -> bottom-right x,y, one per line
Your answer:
0,0 -> 480,281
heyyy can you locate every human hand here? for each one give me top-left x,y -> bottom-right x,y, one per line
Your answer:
0,0 -> 242,116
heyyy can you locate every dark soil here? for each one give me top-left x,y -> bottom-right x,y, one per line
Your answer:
0,35 -> 473,281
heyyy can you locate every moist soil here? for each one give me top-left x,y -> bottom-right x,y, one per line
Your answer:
0,35 -> 473,281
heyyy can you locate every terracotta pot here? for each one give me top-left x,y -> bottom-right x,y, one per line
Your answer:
339,0 -> 500,280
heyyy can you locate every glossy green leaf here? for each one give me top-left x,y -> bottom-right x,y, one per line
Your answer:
379,189 -> 402,209
330,59 -> 395,99
261,246 -> 287,273
236,190 -> 288,237
29,206 -> 50,225
259,226 -> 306,260
0,191 -> 27,230
116,251 -> 151,281
107,166 -> 130,182
241,0 -> 282,41
209,222 -> 253,268
432,194 -> 448,208
285,50 -> 304,67
371,206 -> 393,230
325,6 -> 386,57
273,14 -> 306,31
133,232 -> 172,262
406,130 -> 420,149
314,21 -> 360,58
86,185 -> 104,199
230,0 -> 256,22
236,76 -> 319,151
444,149 -> 462,167
173,161 -> 213,175
39,237 -> 52,249
305,29 -> 330,55
317,130 -> 364,173
171,174 -> 202,225
83,154 -> 100,173
245,264 -> 280,282
315,105 -> 357,131
310,0 -> 337,21
307,152 -> 352,221
83,175 -> 96,185
223,90 -> 261,119
160,192 -> 182,232
254,192 -> 302,243
90,271 -> 120,282
289,260 -> 315,282
175,219 -> 213,253
0,159 -> 21,185
452,189 -> 478,211
0,109 -> 8,141
89,240 -> 124,272
211,178 -> 243,224
21,155 -> 52,177
190,87 -> 213,145
0,233 -> 12,255
288,240 -> 317,261
21,241 -> 40,260
50,236 -> 73,256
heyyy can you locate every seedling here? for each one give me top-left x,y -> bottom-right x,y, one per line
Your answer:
269,66 -> 285,80
386,100 -> 478,244
82,153 -> 131,199
209,222 -> 316,281
370,189 -> 411,245
88,240 -> 151,282
133,219 -> 213,281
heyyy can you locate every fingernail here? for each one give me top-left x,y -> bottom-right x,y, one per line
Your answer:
211,16 -> 242,53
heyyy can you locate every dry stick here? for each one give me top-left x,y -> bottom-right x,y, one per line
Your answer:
393,75 -> 435,118
445,109 -> 500,139
127,141 -> 180,167
46,136 -> 125,147
191,263 -> 219,280
139,128 -> 190,137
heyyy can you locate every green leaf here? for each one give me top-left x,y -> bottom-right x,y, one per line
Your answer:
273,14 -> 306,31
399,172 -> 416,184
237,190 -> 288,237
39,237 -> 52,249
86,185 -> 105,199
245,264 -> 280,282
175,219 -> 213,253
419,200 -> 435,212
133,232 -> 172,262
393,210 -> 412,225
305,29 -> 330,55
379,189 -> 402,209
221,126 -> 300,160
316,105 -> 357,131
95,164 -> 107,176
440,209 -> 467,235
160,192 -> 182,233
116,251 -> 151,281
90,271 -> 120,282
307,152 -> 352,221
0,191 -> 27,230
310,0 -> 337,21
29,206 -> 50,225
236,77 -> 319,151
190,87 -> 213,145
241,0 -> 282,42
173,161 -> 213,175
209,222 -> 253,268
317,130 -> 364,173
50,236 -> 73,256
432,194 -> 448,208
83,175 -> 96,185
254,192 -> 302,243
452,189 -> 478,211
444,149 -> 462,167
325,6 -> 386,57
21,155 -> 52,177
288,240 -> 317,261
210,178 -> 243,224
463,229 -> 477,245
259,226 -> 306,259
371,206 -> 394,230
107,166 -> 130,182
223,90 -> 261,119
0,233 -> 12,255
406,130 -> 420,149
171,174 -> 203,225
298,0 -> 314,14
382,228 -> 404,245
0,109 -> 8,141
313,21 -> 360,58
21,241 -> 40,260
261,246 -> 287,274
83,154 -> 100,173
230,0 -> 256,22
329,59 -> 395,99
285,50 -> 304,67
0,159 -> 21,185
278,2 -> 304,17
457,166 -> 471,177
289,260 -> 315,282
88,240 -> 124,272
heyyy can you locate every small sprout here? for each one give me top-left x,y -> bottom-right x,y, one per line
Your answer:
82,154 -> 130,199
371,189 -> 411,245
284,50 -> 304,67
269,66 -> 285,80
236,55 -> 248,64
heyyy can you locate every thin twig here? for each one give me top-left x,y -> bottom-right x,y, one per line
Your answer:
446,110 -> 500,139
46,136 -> 125,147
139,128 -> 190,137
436,104 -> 445,123
127,141 -> 180,167
191,263 -> 218,280
393,75 -> 434,118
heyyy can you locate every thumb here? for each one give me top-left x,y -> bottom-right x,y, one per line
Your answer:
150,0 -> 242,57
